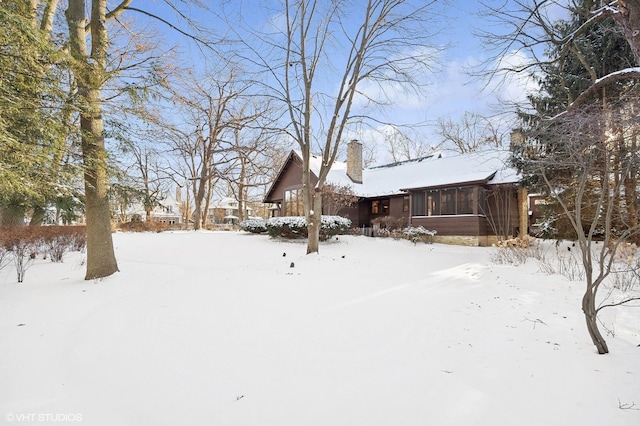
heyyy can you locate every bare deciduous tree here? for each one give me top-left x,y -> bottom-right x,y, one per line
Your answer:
219,101 -> 284,223
482,0 -> 640,354
321,184 -> 360,216
238,0 -> 445,253
516,108 -> 640,354
160,68 -> 246,230
436,112 -> 504,154
384,126 -> 436,162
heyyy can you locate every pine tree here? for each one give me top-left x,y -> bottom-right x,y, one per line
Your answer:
0,2 -> 70,226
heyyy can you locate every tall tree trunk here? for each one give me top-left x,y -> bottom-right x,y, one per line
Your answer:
29,205 -> 46,225
66,0 -> 119,279
613,0 -> 640,66
306,191 -> 322,254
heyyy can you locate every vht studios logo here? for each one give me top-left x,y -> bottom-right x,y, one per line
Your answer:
5,413 -> 83,422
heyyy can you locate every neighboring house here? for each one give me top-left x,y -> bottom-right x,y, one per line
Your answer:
207,197 -> 253,224
150,194 -> 182,226
264,140 -> 528,246
128,194 -> 182,226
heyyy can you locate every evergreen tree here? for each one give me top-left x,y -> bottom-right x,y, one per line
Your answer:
0,2 -> 71,225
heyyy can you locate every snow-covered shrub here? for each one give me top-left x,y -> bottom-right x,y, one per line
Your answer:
403,226 -> 437,244
265,216 -> 352,240
266,216 -> 306,239
239,218 -> 267,234
0,226 -> 87,282
376,228 -> 391,238
38,226 -> 87,262
0,227 -> 39,283
319,215 -> 352,240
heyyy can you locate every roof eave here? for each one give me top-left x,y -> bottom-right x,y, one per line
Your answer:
400,178 -> 491,192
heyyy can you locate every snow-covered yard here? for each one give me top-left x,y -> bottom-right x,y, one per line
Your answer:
1,231 -> 638,425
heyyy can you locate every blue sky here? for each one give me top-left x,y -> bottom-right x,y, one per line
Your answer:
128,0 -> 541,161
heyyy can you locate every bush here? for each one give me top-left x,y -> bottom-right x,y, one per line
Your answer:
38,226 -> 87,262
266,216 -> 307,239
265,216 -> 352,241
402,226 -> 437,244
0,226 -> 87,282
118,221 -> 169,233
239,218 -> 267,233
371,216 -> 406,230
319,216 -> 352,240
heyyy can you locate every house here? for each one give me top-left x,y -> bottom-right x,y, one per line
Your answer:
119,190 -> 183,226
207,197 -> 254,224
264,140 -> 528,246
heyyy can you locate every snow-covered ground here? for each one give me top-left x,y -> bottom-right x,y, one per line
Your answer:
1,231 -> 638,426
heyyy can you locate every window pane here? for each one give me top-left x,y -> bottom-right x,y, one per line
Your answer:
284,188 -> 304,216
372,200 -> 380,214
478,188 -> 487,215
412,192 -> 425,216
441,189 -> 455,215
403,196 -> 410,212
457,188 -> 473,214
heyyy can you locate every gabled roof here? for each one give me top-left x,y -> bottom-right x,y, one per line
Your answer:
265,149 -> 519,201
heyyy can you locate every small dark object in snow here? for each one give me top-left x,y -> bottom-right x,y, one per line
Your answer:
336,237 -> 339,241
567,247 -> 571,251
342,255 -> 345,258
17,323 -> 26,327
283,252 -> 286,257
237,395 -> 244,401
290,262 -> 295,268
572,242 -> 575,247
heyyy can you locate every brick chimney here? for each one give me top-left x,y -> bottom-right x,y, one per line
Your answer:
347,139 -> 363,184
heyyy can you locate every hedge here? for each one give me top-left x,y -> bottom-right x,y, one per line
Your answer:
240,216 -> 352,241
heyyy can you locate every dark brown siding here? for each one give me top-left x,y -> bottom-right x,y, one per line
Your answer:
411,215 -> 487,236
264,155 -> 318,215
358,201 -> 371,227
337,205 -> 360,227
389,196 -> 408,222
352,195 -> 409,228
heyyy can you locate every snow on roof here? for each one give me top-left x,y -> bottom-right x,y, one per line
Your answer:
308,149 -> 519,197
212,197 -> 253,212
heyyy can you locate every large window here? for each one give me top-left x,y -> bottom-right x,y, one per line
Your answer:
284,187 -> 304,216
413,187 -> 476,216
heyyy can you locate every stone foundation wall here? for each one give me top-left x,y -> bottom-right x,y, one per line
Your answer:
432,235 -> 502,247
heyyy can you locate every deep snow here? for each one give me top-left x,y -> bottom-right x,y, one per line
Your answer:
0,231 -> 638,425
